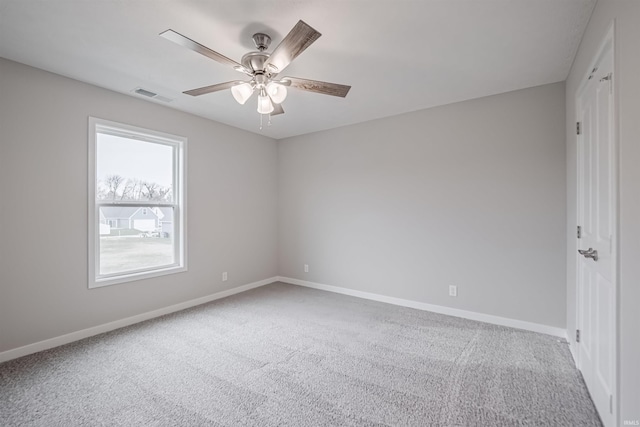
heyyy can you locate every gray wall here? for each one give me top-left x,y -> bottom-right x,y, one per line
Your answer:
278,82 -> 566,328
565,1 -> 640,422
0,58 -> 278,353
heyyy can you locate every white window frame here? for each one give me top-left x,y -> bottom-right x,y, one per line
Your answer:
88,117 -> 187,288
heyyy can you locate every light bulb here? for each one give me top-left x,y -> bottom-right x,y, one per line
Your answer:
231,82 -> 253,105
266,82 -> 287,104
257,93 -> 274,114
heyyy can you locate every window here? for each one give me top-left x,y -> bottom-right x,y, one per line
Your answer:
88,117 -> 186,288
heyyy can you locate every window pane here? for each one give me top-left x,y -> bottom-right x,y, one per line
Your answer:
96,133 -> 174,202
89,118 -> 186,288
99,206 -> 174,275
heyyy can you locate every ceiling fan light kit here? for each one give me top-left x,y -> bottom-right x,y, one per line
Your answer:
160,20 -> 351,128
230,82 -> 253,105
257,89 -> 274,114
266,82 -> 287,104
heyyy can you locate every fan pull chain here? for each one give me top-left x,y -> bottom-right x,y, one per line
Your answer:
258,114 -> 272,130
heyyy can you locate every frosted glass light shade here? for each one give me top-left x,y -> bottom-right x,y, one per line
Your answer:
257,94 -> 274,114
231,83 -> 253,105
266,82 -> 287,104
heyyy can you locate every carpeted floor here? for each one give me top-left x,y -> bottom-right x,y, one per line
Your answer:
0,282 -> 601,426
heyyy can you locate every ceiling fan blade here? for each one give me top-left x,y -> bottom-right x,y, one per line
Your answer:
183,81 -> 245,96
271,103 -> 284,116
160,29 -> 246,71
264,20 -> 321,74
282,77 -> 351,97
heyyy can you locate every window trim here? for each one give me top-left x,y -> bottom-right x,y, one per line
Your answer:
88,117 -> 187,288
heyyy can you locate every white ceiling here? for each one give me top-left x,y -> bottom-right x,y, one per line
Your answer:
0,0 -> 595,140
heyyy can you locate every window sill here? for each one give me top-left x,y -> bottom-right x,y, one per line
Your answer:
89,265 -> 187,289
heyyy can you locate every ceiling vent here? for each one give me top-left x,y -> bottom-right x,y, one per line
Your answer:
132,87 -> 173,103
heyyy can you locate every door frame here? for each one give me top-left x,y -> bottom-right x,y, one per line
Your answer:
574,21 -> 618,426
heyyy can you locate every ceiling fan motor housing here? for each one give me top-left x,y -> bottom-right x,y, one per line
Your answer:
252,33 -> 271,51
241,51 -> 272,75
240,33 -> 274,75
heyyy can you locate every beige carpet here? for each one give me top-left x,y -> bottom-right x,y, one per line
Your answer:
0,282 -> 601,426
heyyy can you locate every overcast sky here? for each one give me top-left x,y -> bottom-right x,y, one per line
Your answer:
97,133 -> 173,187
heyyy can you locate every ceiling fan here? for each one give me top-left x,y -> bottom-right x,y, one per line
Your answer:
160,20 -> 351,118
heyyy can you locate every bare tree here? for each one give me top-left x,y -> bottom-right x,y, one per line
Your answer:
96,184 -> 108,200
141,181 -> 159,200
104,174 -> 125,200
141,181 -> 170,201
132,179 -> 143,200
160,187 -> 172,202
99,176 -> 171,202
156,187 -> 171,202
120,178 -> 137,200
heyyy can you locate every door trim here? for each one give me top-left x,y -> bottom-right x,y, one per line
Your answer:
574,20 -> 618,427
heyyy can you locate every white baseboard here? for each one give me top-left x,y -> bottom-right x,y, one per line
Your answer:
566,331 -> 578,366
277,276 -> 566,338
1,276 -> 567,364
0,277 -> 278,364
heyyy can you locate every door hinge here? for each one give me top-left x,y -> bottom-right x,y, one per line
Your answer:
577,226 -> 582,239
576,329 -> 580,343
600,72 -> 613,94
609,394 -> 613,414
576,122 -> 582,135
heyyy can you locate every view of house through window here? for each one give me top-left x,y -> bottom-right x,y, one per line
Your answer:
98,205 -> 174,274
90,118 -> 186,287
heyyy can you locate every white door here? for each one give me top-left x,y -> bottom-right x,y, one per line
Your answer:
576,37 -> 616,427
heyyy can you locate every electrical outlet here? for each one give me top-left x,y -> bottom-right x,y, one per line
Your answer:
449,285 -> 457,297
304,264 -> 309,273
222,272 -> 228,282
